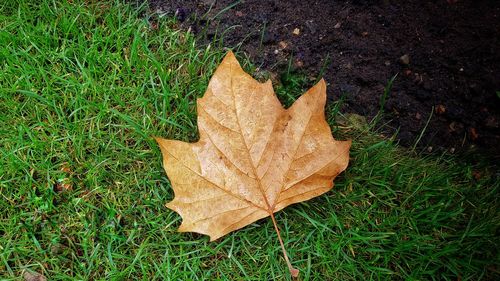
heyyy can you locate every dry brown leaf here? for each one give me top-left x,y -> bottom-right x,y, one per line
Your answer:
156,51 -> 351,276
23,270 -> 46,281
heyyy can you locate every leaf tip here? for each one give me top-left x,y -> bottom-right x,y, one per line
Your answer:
316,78 -> 327,97
155,137 -> 170,154
317,77 -> 327,86
340,138 -> 353,148
165,201 -> 179,215
222,50 -> 239,65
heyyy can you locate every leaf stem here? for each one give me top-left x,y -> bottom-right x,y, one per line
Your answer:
270,212 -> 299,277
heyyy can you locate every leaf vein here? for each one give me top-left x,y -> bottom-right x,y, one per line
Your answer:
163,148 -> 265,211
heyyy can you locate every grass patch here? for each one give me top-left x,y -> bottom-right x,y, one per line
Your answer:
1,0 -> 498,280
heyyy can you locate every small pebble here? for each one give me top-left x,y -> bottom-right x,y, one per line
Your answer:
292,28 -> 300,35
435,104 -> 446,115
469,127 -> 479,140
449,122 -> 457,132
294,59 -> 304,68
400,54 -> 410,65
334,22 -> 341,29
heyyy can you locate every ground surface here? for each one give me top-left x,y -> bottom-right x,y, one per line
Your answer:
149,0 -> 500,156
1,1 -> 499,280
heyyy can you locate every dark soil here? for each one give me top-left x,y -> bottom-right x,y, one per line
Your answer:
148,0 -> 500,156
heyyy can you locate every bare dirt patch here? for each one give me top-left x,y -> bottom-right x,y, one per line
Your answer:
148,0 -> 500,156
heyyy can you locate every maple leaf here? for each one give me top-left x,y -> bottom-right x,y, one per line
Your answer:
156,51 -> 351,276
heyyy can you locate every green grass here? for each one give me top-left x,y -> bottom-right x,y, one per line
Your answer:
1,0 -> 499,280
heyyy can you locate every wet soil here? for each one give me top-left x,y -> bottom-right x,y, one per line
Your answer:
148,0 -> 500,156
